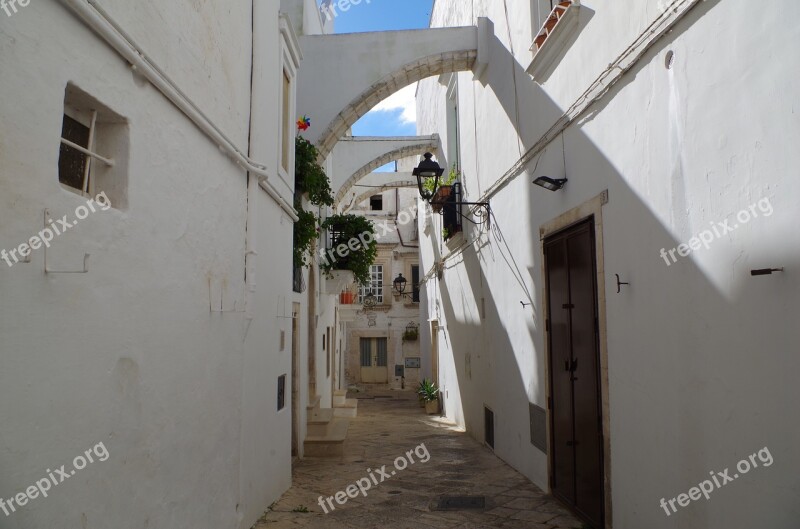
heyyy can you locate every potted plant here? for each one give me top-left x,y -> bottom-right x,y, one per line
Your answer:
426,165 -> 459,213
320,214 -> 378,286
402,327 -> 419,342
293,134 -> 334,269
417,379 -> 440,415
340,289 -> 356,304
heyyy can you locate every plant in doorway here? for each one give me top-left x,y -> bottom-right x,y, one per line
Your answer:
417,379 -> 440,415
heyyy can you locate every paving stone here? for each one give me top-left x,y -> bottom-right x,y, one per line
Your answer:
258,390 -> 577,529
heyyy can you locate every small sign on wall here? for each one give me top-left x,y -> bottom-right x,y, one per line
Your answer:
405,357 -> 421,369
395,365 -> 405,377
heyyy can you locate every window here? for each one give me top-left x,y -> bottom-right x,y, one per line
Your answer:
442,183 -> 463,240
281,69 -> 291,173
411,265 -> 420,303
278,14 -> 301,179
277,375 -> 286,411
445,75 -> 461,171
370,194 -> 383,211
359,264 -> 384,304
59,115 -> 91,192
292,265 -> 304,293
326,327 -> 332,377
58,84 -> 127,207
527,1 -> 581,79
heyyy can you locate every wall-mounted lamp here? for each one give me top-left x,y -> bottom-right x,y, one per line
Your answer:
413,152 -> 445,202
751,268 -> 784,276
393,273 -> 419,300
413,152 -> 490,219
533,176 -> 568,191
393,273 -> 408,294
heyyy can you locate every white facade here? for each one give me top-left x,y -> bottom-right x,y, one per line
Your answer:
417,0 -> 800,528
339,187 -> 423,389
0,1 -> 308,527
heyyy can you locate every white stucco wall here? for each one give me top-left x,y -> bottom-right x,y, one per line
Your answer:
0,2 -> 294,528
418,0 -> 800,527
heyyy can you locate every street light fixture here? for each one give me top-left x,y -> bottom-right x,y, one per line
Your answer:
393,273 -> 408,294
413,153 -> 491,225
413,152 -> 445,202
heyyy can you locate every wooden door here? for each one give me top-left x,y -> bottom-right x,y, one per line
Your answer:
544,219 -> 604,528
360,338 -> 388,383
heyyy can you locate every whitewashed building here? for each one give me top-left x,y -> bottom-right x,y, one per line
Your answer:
337,185 -> 423,390
415,1 -> 799,528
0,1 -> 318,527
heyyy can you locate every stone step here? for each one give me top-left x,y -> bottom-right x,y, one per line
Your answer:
333,398 -> 358,418
304,418 -> 349,458
307,408 -> 335,436
333,389 -> 348,407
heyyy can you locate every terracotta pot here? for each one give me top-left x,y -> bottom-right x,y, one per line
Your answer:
431,186 -> 453,213
425,399 -> 439,415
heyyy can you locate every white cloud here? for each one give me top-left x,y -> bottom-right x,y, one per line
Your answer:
369,83 -> 417,124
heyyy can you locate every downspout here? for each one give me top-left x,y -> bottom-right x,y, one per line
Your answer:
60,0 -> 299,222
395,188 -> 419,248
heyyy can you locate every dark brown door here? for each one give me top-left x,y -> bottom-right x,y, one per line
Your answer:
544,218 -> 604,528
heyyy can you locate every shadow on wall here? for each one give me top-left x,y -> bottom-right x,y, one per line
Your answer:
427,1 -> 799,527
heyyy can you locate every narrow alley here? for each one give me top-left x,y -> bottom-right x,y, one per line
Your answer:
259,390 -> 583,529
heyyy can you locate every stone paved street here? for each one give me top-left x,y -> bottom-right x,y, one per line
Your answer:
257,391 -> 584,529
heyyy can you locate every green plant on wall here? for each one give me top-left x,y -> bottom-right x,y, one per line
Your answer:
292,135 -> 336,268
422,163 -> 459,193
402,327 -> 419,342
295,136 -> 334,207
293,208 -> 319,268
320,214 -> 378,285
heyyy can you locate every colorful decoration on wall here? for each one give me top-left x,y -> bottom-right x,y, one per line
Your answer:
297,115 -> 311,131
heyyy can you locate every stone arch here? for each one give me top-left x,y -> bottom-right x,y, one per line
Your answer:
341,181 -> 418,212
317,51 -> 477,159
334,138 -> 440,205
297,23 -> 489,159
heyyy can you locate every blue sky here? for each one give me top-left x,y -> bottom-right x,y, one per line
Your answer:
321,0 -> 433,169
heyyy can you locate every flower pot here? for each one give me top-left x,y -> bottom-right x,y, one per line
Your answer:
431,185 -> 453,213
340,291 -> 355,304
425,399 -> 439,415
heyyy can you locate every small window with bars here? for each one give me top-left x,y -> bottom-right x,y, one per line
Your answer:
58,84 -> 127,207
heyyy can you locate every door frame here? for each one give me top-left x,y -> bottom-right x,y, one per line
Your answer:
291,302 -> 301,457
358,336 -> 389,384
540,190 -> 612,529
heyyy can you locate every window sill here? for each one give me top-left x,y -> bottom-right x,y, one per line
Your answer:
526,0 -> 581,81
